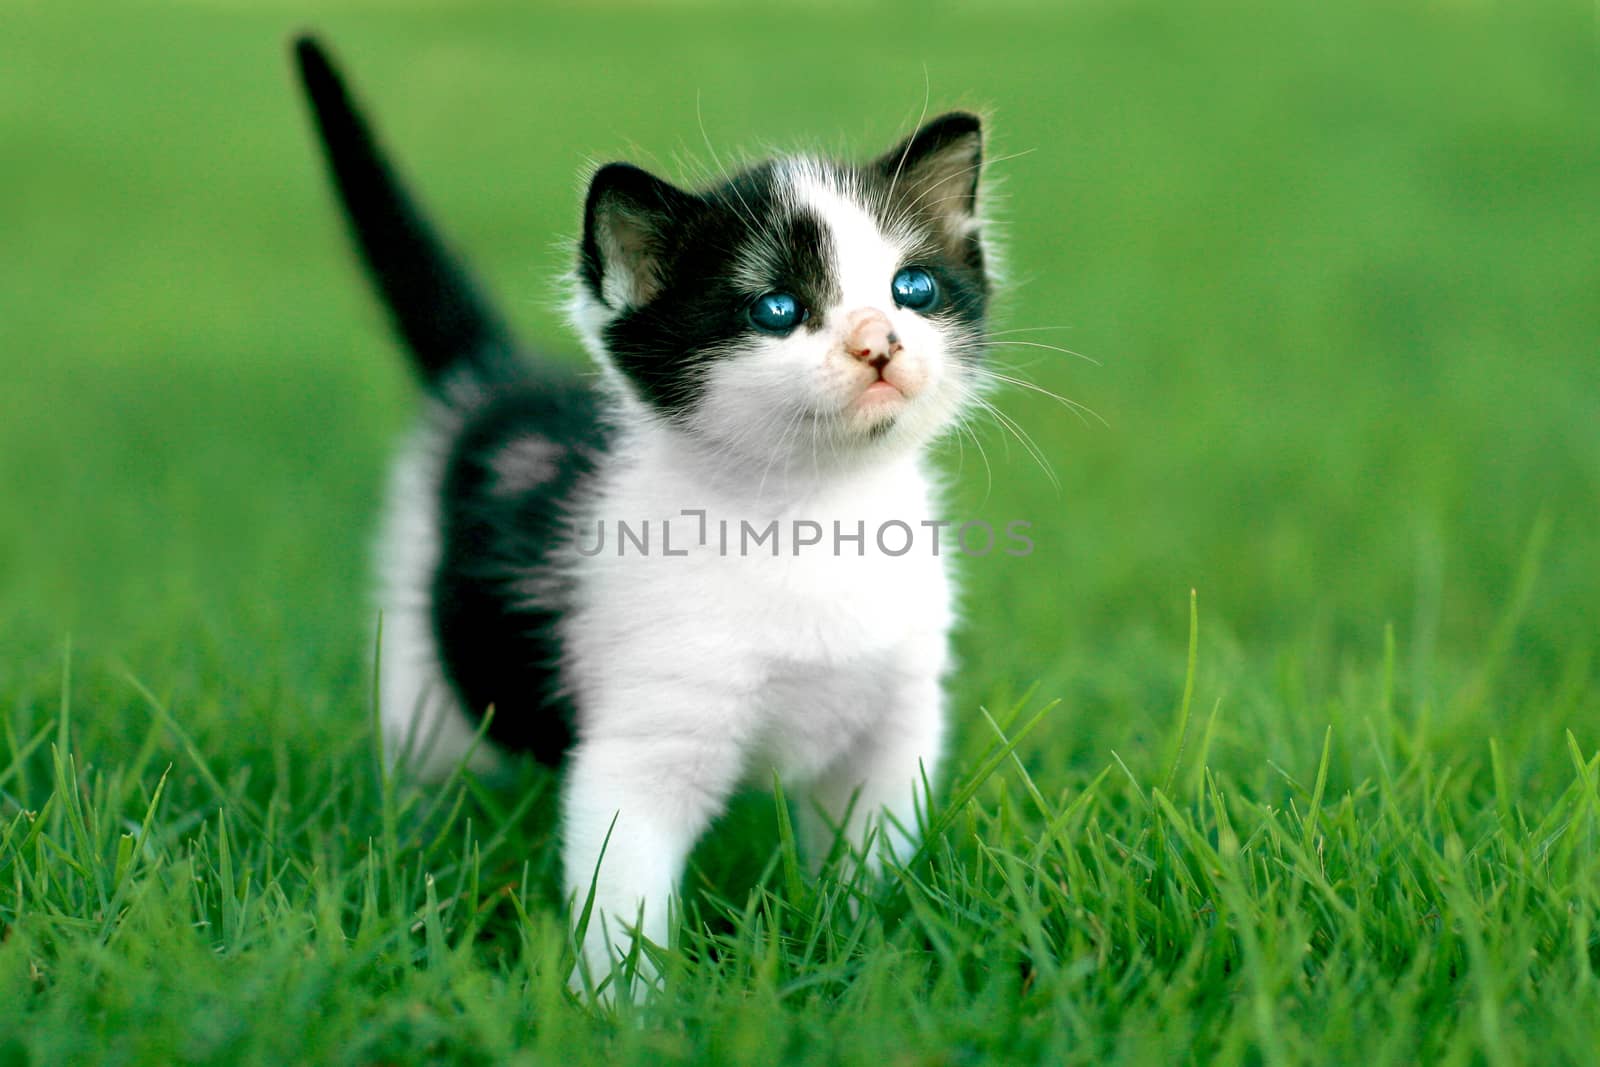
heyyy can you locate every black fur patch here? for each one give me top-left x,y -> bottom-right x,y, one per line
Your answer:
588,163 -> 841,419
431,372 -> 609,765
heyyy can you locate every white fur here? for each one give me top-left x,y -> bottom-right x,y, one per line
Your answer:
375,405 -> 508,782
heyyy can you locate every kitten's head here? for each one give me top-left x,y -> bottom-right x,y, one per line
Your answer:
569,113 -> 991,472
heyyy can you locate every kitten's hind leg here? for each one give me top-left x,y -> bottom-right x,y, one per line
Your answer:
378,603 -> 508,782
375,417 -> 508,782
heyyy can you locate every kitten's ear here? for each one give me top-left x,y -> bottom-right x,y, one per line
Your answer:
876,112 -> 984,243
580,163 -> 694,310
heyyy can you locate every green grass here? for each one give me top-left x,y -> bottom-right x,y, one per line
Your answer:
4,1 -> 1599,1062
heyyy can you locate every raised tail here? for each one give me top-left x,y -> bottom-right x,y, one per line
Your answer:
293,34 -> 522,392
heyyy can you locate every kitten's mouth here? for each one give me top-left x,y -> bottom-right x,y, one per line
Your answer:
852,376 -> 906,408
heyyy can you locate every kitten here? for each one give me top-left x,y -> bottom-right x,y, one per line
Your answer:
293,36 -> 991,996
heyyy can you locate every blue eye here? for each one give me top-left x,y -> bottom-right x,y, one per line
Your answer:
748,291 -> 806,334
892,267 -> 939,312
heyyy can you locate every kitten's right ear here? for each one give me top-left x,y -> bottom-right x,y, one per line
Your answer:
875,112 -> 985,262
580,164 -> 694,311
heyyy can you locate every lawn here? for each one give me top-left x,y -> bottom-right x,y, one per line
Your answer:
3,1 -> 1599,1063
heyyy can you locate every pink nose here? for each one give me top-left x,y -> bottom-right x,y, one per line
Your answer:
844,308 -> 903,370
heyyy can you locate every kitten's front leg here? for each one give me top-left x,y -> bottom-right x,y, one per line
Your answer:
561,721 -> 746,999
803,670 -> 945,875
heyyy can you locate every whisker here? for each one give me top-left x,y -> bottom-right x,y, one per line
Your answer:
891,149 -> 1034,217
962,390 -> 1060,491
877,146 -> 1033,241
986,326 -> 1078,337
757,403 -> 808,501
884,68 -> 934,209
953,412 -> 995,503
971,370 -> 1107,428
986,355 -> 1051,373
696,91 -> 763,234
974,339 -> 1101,366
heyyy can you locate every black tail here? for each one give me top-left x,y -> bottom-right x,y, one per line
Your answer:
293,34 -> 522,391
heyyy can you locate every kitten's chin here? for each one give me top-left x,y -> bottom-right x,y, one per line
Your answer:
841,379 -> 909,434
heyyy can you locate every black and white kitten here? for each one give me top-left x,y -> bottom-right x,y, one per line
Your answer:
294,37 -> 991,993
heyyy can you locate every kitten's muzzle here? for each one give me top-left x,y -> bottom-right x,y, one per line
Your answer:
844,308 -> 903,373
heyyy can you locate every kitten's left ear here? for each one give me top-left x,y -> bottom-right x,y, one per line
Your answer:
875,112 -> 984,245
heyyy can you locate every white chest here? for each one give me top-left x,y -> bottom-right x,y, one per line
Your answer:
563,435 -> 955,772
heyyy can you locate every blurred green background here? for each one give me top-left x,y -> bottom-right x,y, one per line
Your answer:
2,1 -> 1597,817
3,2 -> 1600,1060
